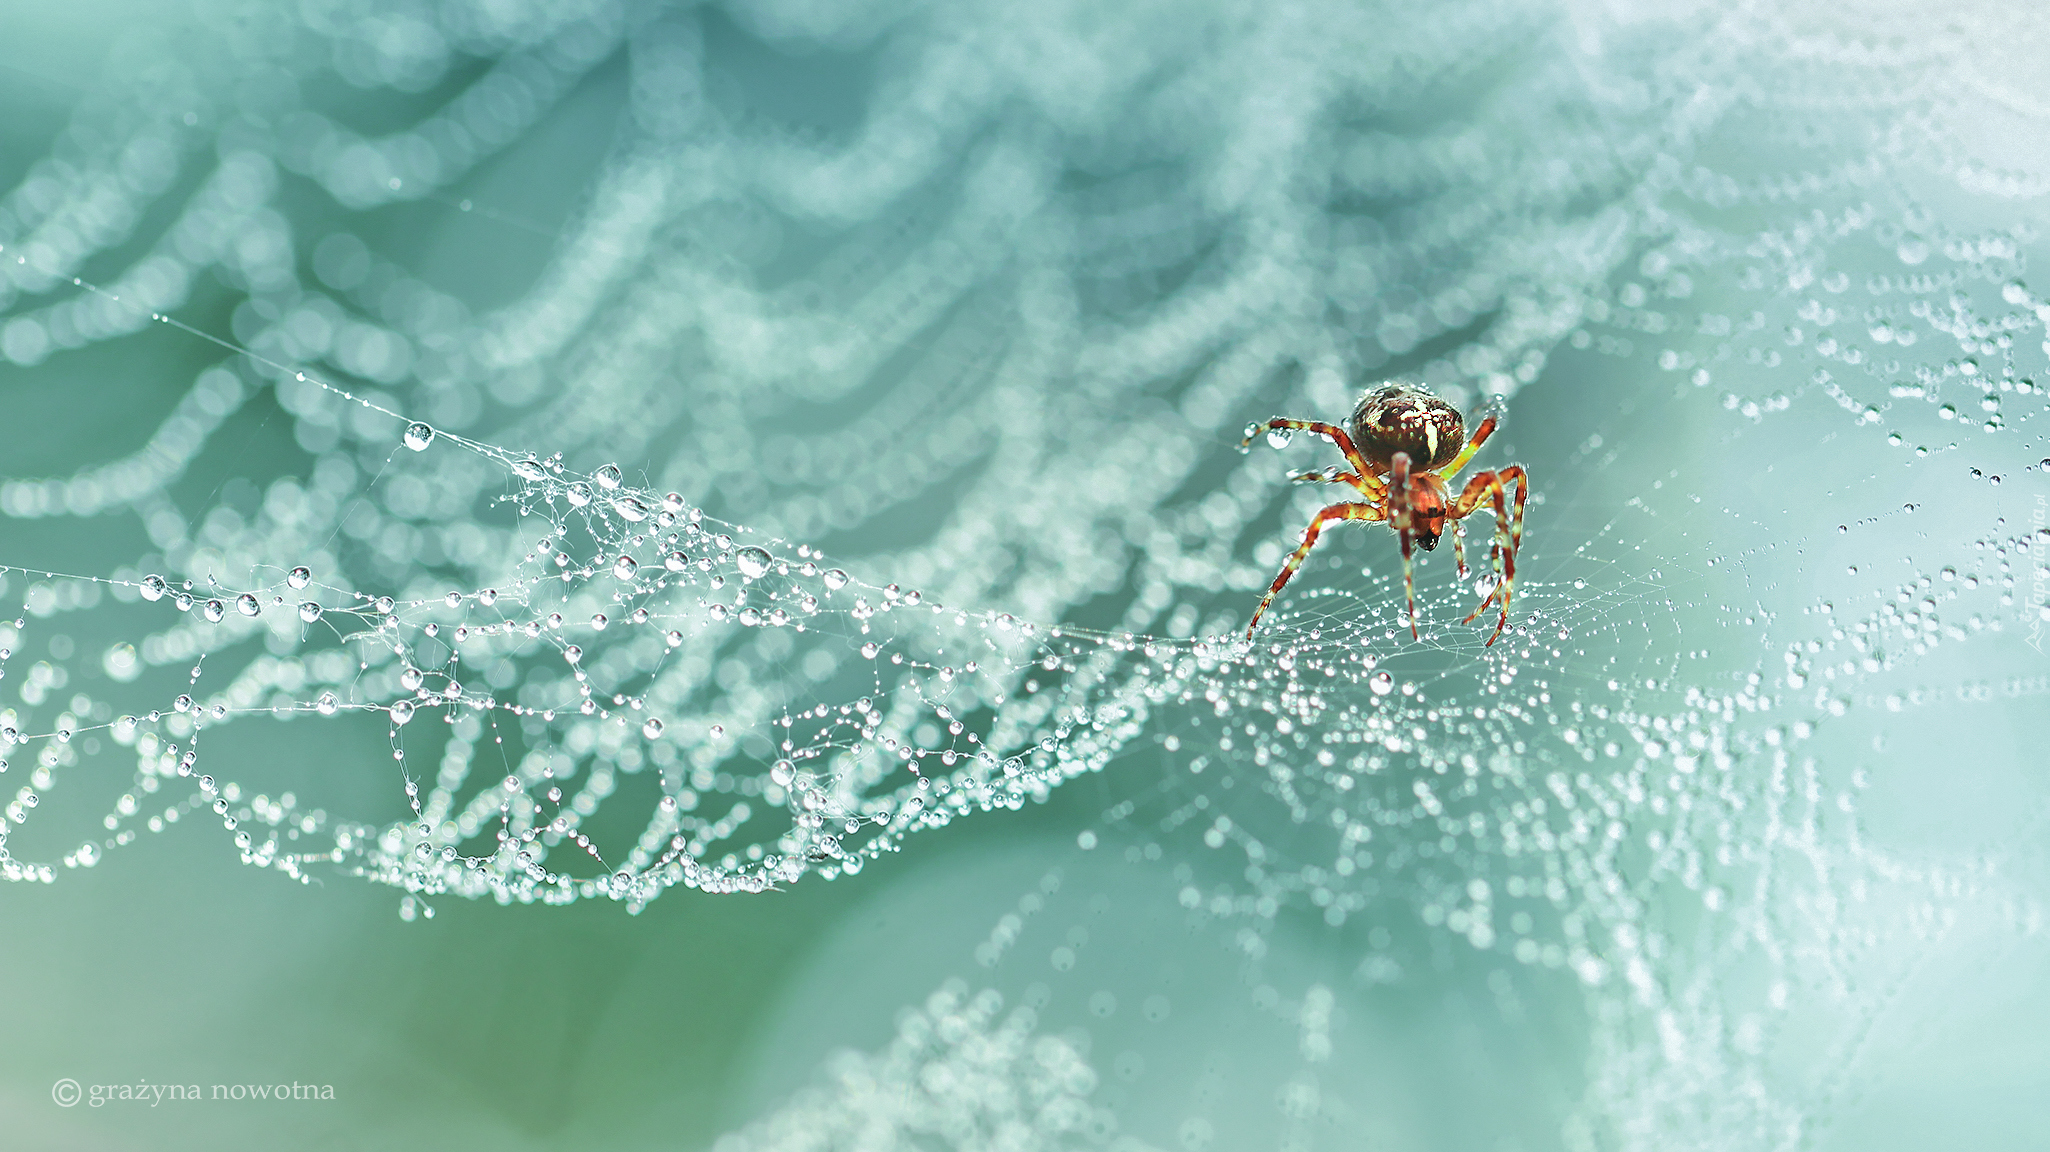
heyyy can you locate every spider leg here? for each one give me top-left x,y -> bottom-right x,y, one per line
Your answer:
1245,419 -> 1387,497
1246,500 -> 1386,638
1451,518 -> 1468,580
1290,468 -> 1380,500
1448,465 -> 1529,645
1438,404 -> 1504,482
1387,451 -> 1423,640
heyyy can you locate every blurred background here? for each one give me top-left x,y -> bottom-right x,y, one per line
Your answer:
1,1 -> 2047,1149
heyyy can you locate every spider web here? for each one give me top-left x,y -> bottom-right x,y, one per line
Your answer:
2,0 -> 2048,1149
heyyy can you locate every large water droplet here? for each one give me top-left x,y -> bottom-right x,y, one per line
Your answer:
316,691 -> 338,716
403,422 -> 435,451
514,457 -> 545,481
1370,671 -> 1395,696
822,568 -> 849,590
389,700 -> 415,725
664,551 -> 690,572
287,565 -> 311,589
613,555 -> 639,580
140,574 -> 166,601
642,718 -> 664,739
299,601 -> 322,623
1266,426 -> 1294,449
594,464 -> 622,490
203,599 -> 226,623
613,496 -> 649,522
400,667 -> 424,691
236,593 -> 261,617
737,547 -> 771,579
565,483 -> 592,508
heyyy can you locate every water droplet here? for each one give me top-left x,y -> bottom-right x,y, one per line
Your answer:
594,464 -> 622,490
822,568 -> 849,590
479,588 -> 498,606
1266,426 -> 1294,449
400,667 -> 424,691
613,496 -> 648,522
564,645 -> 582,663
316,692 -> 338,716
203,599 -> 225,623
76,842 -> 100,867
402,422 -> 434,451
902,589 -> 922,606
664,551 -> 690,572
375,596 -> 395,614
565,483 -> 592,508
236,593 -> 261,617
140,574 -> 166,601
737,547 -> 771,579
389,700 -> 415,725
664,630 -> 683,648
174,694 -> 193,712
514,457 -> 545,481
642,718 -> 664,739
1370,671 -> 1395,696
590,613 -> 608,630
613,555 -> 639,580
862,641 -> 880,659
173,592 -> 193,612
299,601 -> 322,623
287,566 -> 311,589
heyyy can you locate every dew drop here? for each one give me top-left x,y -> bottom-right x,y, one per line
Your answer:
613,555 -> 639,580
140,574 -> 166,601
287,565 -> 312,589
1266,427 -> 1294,448
822,568 -> 849,590
400,667 -> 424,691
1370,671 -> 1395,696
375,596 -> 395,614
862,641 -> 881,659
737,547 -> 771,579
565,483 -> 592,508
236,593 -> 261,617
402,422 -> 435,451
594,463 -> 622,490
514,457 -> 545,481
564,645 -> 582,663
613,496 -> 649,522
642,718 -> 665,739
299,601 -> 322,623
203,599 -> 226,623
665,550 -> 689,572
316,691 -> 338,716
479,588 -> 497,606
590,613 -> 608,630
389,700 -> 415,725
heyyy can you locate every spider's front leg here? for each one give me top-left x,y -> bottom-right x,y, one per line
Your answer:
1387,451 -> 1423,640
1246,500 -> 1386,639
1243,419 -> 1387,498
1449,465 -> 1529,645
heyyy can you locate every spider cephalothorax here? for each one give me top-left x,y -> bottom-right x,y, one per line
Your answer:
1242,382 -> 1528,644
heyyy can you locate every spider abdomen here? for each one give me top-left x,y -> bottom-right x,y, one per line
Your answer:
1349,383 -> 1465,471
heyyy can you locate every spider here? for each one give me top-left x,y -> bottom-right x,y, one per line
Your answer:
1241,382 -> 1528,644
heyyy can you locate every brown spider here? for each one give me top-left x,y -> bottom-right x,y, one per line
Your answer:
1242,382 -> 1528,644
